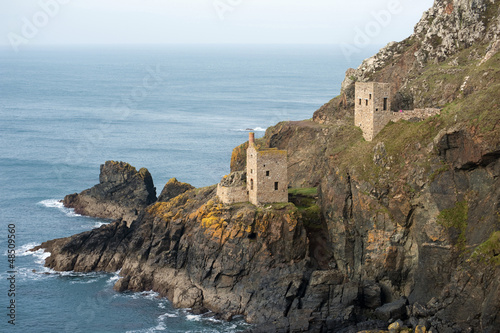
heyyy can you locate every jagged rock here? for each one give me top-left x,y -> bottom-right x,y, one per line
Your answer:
157,177 -> 194,202
219,171 -> 246,187
63,161 -> 156,226
36,187 -> 314,327
375,298 -> 408,322
339,0 -> 500,110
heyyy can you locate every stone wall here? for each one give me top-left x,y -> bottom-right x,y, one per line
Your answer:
391,108 -> 441,122
216,184 -> 248,204
372,83 -> 391,140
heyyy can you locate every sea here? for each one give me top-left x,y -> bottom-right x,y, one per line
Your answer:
0,44 -> 379,333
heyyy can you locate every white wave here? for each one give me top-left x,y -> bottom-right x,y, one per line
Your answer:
38,199 -> 81,217
69,278 -> 100,284
158,312 -> 178,319
126,290 -> 161,300
15,242 -> 41,256
233,126 -> 267,132
107,271 -> 121,285
140,290 -> 160,300
126,315 -> 172,333
16,243 -> 51,266
185,314 -> 202,322
93,221 -> 108,228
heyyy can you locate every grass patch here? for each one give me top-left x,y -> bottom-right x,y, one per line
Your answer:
299,204 -> 322,229
471,231 -> 500,266
288,187 -> 318,197
269,202 -> 294,210
437,200 -> 469,250
288,188 -> 322,228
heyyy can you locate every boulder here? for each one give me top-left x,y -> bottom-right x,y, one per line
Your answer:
375,298 -> 408,322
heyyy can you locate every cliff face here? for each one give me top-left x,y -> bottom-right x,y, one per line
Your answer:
37,187 -> 318,326
35,1 -> 500,332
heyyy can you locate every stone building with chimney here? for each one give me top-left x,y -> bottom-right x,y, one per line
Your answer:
217,132 -> 288,205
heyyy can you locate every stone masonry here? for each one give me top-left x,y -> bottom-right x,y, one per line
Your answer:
217,133 -> 288,205
216,171 -> 247,204
355,82 -> 391,141
391,108 -> 441,122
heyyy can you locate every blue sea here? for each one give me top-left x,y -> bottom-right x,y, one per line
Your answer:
0,44 -> 378,332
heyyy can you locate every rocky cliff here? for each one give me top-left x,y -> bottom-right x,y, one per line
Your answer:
35,1 -> 500,332
63,161 -> 157,226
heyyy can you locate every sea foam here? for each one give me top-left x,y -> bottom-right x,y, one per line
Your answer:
38,199 -> 81,217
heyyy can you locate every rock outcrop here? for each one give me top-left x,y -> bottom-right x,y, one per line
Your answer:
36,189 -> 324,328
316,0 -> 500,124
157,177 -> 194,202
63,161 -> 156,226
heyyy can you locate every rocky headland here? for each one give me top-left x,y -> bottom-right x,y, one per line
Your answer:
62,161 -> 157,226
34,0 -> 500,332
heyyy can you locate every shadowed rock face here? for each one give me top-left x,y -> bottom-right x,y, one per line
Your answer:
36,189 -> 334,329
63,161 -> 157,226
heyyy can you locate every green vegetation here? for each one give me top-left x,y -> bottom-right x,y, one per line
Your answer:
268,202 -> 294,210
327,40 -> 500,186
429,34 -> 443,48
288,187 -> 318,197
288,187 -> 322,228
471,231 -> 500,266
437,200 -> 469,250
300,204 -> 322,229
481,0 -> 500,28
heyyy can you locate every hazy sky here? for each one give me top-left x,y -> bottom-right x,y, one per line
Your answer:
2,0 -> 434,46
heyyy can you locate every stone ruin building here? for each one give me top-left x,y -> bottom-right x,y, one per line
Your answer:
217,132 -> 288,205
355,82 -> 440,141
355,82 -> 392,141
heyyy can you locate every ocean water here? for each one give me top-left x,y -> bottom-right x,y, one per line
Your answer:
0,44 -> 378,332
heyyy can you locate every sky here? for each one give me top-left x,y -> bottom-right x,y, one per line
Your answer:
1,0 -> 435,47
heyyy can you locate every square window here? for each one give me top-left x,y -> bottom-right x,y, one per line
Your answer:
266,171 -> 270,176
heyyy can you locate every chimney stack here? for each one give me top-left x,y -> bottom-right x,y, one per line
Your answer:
249,132 -> 255,146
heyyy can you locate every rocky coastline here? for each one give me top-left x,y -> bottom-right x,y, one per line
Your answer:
33,1 -> 500,332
